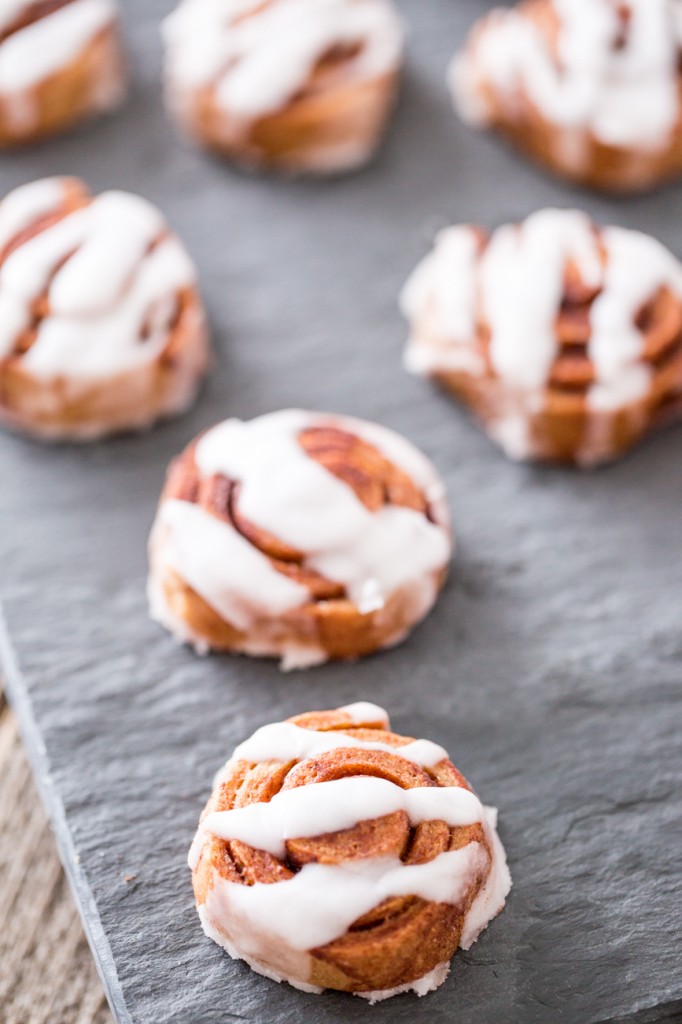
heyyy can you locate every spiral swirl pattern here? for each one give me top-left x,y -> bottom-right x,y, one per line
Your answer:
190,703 -> 510,997
149,410 -> 451,667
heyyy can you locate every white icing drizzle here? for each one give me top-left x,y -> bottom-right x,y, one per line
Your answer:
156,410 -> 451,643
0,0 -> 118,94
338,700 -> 389,725
0,177 -> 198,378
153,500 -> 310,633
403,228 -> 479,371
192,708 -> 512,990
461,806 -> 511,950
589,226 -> 682,410
402,209 -> 682,413
163,0 -> 404,120
228,719 -> 448,771
401,227 -> 480,351
207,848 -> 488,953
0,177 -> 64,251
452,0 -> 682,151
198,776 -> 483,858
479,212 -> 601,392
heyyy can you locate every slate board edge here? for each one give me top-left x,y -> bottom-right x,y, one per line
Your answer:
3,583 -> 680,1024
0,603 -> 132,1024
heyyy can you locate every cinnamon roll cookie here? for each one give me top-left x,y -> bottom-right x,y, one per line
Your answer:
0,177 -> 209,441
148,410 -> 451,668
189,702 -> 511,999
451,0 -> 682,192
0,0 -> 125,146
162,0 -> 405,174
402,209 -> 682,466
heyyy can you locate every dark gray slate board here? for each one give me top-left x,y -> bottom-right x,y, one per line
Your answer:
1,2 -> 681,1022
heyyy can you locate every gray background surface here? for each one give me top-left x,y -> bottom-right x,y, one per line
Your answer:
1,2 -> 681,1022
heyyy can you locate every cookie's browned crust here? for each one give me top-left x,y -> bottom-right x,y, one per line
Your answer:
167,42 -> 399,174
411,229 -> 682,466
0,6 -> 125,146
180,71 -> 398,173
459,0 -> 682,193
0,293 -> 208,440
0,179 -> 209,441
192,706 -> 490,993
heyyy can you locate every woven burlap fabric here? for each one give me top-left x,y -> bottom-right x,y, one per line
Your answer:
0,691 -> 113,1024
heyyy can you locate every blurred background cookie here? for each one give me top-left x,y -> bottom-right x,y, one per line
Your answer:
0,177 -> 209,440
0,0 -> 126,146
162,0 -> 404,175
450,0 -> 682,193
402,208 -> 682,465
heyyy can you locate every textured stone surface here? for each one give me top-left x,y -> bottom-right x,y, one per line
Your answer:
1,2 -> 682,1023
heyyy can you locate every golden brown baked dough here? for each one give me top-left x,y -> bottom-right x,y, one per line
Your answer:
451,0 -> 682,193
189,703 -> 511,998
148,410 -> 451,667
402,209 -> 682,465
162,0 -> 404,174
0,177 -> 209,441
0,0 -> 125,146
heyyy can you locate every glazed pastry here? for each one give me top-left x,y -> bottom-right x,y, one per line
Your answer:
0,177 -> 209,441
190,702 -> 511,999
450,0 -> 682,192
162,0 -> 404,175
148,409 -> 451,667
0,0 -> 125,146
402,209 -> 682,466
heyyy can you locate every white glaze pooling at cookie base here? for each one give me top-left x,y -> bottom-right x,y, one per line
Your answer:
198,906 -> 450,1002
0,0 -> 118,94
163,0 -> 404,121
402,208 -> 682,415
451,0 -> 682,151
150,410 -> 451,666
0,177 -> 198,379
191,704 -> 511,997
